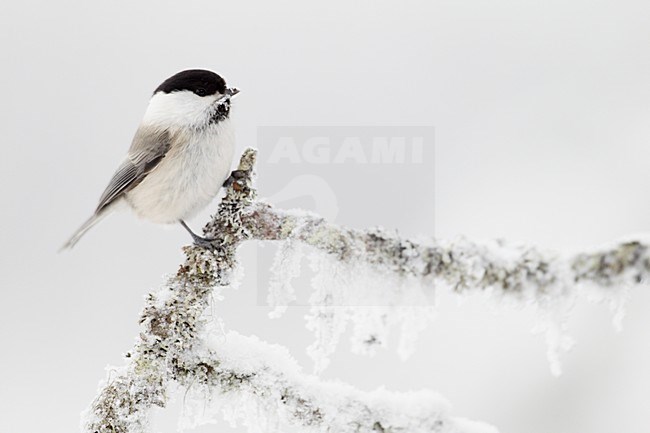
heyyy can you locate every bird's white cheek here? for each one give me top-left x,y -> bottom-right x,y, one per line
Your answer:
143,92 -> 213,128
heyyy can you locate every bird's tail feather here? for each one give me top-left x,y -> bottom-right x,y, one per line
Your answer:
60,211 -> 109,251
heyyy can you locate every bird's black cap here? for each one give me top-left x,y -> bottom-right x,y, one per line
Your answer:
154,69 -> 227,97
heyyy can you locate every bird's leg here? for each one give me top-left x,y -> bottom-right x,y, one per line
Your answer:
223,169 -> 249,188
179,220 -> 217,248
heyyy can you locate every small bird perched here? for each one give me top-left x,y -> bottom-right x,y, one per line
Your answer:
62,69 -> 240,249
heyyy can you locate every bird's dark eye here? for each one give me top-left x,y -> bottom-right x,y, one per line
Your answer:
195,88 -> 207,97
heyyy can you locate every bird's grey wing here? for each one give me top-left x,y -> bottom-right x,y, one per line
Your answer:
95,127 -> 172,212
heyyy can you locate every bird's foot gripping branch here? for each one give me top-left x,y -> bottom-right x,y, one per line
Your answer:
84,148 -> 644,433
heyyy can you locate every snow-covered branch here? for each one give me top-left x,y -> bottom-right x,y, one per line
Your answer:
84,148 -> 644,433
174,330 -> 492,433
241,202 -> 649,298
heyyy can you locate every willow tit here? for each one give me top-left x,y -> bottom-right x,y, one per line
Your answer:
62,69 -> 240,249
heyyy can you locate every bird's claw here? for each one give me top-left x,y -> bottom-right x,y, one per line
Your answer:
191,234 -> 218,249
223,169 -> 249,188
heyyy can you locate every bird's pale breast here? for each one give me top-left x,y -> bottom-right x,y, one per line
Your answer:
125,118 -> 235,224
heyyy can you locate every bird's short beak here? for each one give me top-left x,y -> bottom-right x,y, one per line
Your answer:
227,87 -> 240,97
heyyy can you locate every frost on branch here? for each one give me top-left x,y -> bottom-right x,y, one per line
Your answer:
300,251 -> 437,372
84,148 -> 646,433
259,217 -> 644,374
267,239 -> 303,319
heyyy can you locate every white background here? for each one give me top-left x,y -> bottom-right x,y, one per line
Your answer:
1,1 -> 649,432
